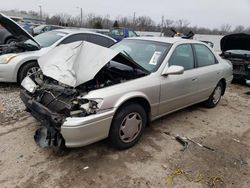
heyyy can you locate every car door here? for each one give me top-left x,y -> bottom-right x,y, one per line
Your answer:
159,44 -> 198,115
192,44 -> 222,101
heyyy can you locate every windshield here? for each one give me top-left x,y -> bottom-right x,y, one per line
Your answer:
33,25 -> 45,32
25,31 -> 67,48
110,39 -> 171,72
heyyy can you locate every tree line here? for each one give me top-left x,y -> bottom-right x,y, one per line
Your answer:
2,9 -> 250,36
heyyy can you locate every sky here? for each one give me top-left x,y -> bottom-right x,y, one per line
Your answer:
0,0 -> 249,29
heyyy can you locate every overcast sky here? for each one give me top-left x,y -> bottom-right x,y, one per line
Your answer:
0,0 -> 249,29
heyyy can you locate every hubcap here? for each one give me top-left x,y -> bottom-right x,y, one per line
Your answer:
26,66 -> 43,79
213,86 -> 222,104
119,112 -> 142,143
27,66 -> 40,76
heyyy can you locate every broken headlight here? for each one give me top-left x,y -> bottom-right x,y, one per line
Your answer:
21,76 -> 38,93
80,98 -> 104,114
71,98 -> 104,116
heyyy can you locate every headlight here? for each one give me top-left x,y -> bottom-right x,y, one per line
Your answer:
79,98 -> 104,114
21,76 -> 38,93
0,54 -> 17,64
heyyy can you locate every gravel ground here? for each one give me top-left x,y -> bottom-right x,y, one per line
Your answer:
0,82 -> 249,188
0,83 -> 27,125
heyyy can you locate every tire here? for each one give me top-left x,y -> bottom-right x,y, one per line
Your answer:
204,82 -> 223,108
5,37 -> 18,44
109,102 -> 147,150
18,62 -> 40,83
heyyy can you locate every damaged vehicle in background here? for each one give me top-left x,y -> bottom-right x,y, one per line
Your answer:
20,37 -> 233,152
0,13 -> 116,83
220,33 -> 250,85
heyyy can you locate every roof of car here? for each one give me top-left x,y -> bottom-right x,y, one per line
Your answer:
125,36 -> 203,45
53,28 -> 116,41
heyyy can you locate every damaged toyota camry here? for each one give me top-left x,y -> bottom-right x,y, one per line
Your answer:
20,37 -> 233,152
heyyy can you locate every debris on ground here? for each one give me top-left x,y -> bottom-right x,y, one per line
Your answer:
163,131 -> 215,152
165,168 -> 223,187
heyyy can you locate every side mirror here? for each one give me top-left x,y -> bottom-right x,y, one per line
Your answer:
162,65 -> 184,76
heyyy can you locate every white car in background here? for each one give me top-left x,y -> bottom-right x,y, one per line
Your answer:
0,13 -> 116,83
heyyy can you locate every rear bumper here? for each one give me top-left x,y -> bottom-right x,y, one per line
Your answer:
20,90 -> 116,148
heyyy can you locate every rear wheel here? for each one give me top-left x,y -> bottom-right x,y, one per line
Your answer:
109,103 -> 147,150
204,82 -> 223,108
18,62 -> 41,83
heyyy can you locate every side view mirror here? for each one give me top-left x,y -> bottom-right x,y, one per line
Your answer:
162,65 -> 184,76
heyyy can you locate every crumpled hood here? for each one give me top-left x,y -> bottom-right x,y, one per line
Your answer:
221,33 -> 250,52
0,13 -> 40,47
38,41 -> 148,88
38,41 -> 119,87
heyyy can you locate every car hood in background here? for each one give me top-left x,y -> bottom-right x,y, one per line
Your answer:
38,41 -> 148,88
0,13 -> 40,47
221,33 -> 250,52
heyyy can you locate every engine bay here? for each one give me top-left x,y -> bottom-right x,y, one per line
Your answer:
25,59 -> 148,119
0,42 -> 39,55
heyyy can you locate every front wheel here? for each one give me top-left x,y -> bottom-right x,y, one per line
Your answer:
18,62 -> 41,83
109,103 -> 147,150
204,82 -> 223,108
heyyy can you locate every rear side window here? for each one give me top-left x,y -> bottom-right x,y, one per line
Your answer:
59,34 -> 89,45
59,34 -> 114,47
193,44 -> 216,67
89,34 -> 115,47
169,44 -> 194,70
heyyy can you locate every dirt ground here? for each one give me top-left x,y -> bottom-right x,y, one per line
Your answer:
0,83 -> 249,188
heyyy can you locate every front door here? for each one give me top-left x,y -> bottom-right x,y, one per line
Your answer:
159,44 -> 198,115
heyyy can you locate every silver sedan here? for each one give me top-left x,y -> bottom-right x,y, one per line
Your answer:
21,37 -> 233,151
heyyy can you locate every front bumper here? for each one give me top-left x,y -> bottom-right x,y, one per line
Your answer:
0,63 -> 17,82
20,90 -> 116,148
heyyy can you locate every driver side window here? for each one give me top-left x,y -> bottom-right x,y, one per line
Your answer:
169,44 -> 194,70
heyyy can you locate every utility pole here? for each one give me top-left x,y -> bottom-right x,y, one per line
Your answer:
80,7 -> 83,28
77,7 -> 83,27
39,5 -> 42,19
133,12 -> 136,29
161,15 -> 164,36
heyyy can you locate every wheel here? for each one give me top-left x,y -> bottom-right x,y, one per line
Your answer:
109,103 -> 147,150
18,62 -> 41,83
204,82 -> 223,108
5,37 -> 18,44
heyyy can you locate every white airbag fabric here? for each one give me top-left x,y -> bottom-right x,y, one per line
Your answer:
38,41 -> 119,87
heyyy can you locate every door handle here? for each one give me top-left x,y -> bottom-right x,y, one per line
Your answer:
192,78 -> 197,81
217,72 -> 221,75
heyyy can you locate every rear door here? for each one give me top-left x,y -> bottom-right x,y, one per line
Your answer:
192,44 -> 222,101
159,44 -> 198,114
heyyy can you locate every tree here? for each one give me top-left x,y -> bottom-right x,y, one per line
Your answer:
220,24 -> 231,34
113,20 -> 119,28
234,25 -> 245,33
93,21 -> 103,29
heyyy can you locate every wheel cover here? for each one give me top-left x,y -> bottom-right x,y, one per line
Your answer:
119,112 -> 142,143
26,66 -> 43,79
26,66 -> 40,76
213,86 -> 222,104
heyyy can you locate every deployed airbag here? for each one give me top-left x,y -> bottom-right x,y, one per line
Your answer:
38,41 -> 119,87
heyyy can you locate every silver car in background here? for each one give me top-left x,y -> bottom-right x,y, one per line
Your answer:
0,13 -> 116,83
21,37 -> 233,152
